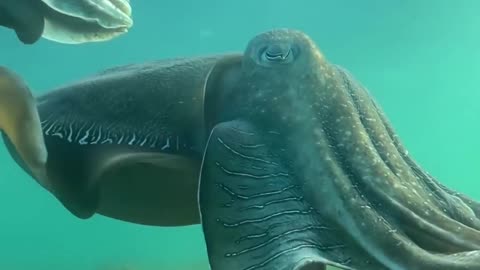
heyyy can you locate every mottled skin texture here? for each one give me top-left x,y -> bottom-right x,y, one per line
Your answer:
198,29 -> 480,270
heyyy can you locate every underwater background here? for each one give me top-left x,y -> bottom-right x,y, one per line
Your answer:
1,0 -> 479,269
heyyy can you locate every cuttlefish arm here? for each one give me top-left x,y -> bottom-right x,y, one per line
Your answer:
199,119 -> 361,270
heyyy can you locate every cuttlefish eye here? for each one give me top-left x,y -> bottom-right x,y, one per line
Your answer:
260,43 -> 295,64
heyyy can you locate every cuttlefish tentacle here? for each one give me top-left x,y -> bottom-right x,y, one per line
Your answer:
237,29 -> 480,269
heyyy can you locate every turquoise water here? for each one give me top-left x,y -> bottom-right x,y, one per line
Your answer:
1,1 -> 479,269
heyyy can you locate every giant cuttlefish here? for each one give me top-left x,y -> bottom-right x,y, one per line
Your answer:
1,29 -> 480,270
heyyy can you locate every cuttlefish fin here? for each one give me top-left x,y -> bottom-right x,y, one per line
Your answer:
198,120 -> 353,270
0,67 -> 48,186
0,1 -> 45,44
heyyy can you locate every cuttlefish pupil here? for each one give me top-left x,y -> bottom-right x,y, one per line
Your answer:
262,44 -> 293,63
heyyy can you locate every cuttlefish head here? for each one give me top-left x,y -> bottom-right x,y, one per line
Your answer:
232,28 -> 328,131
